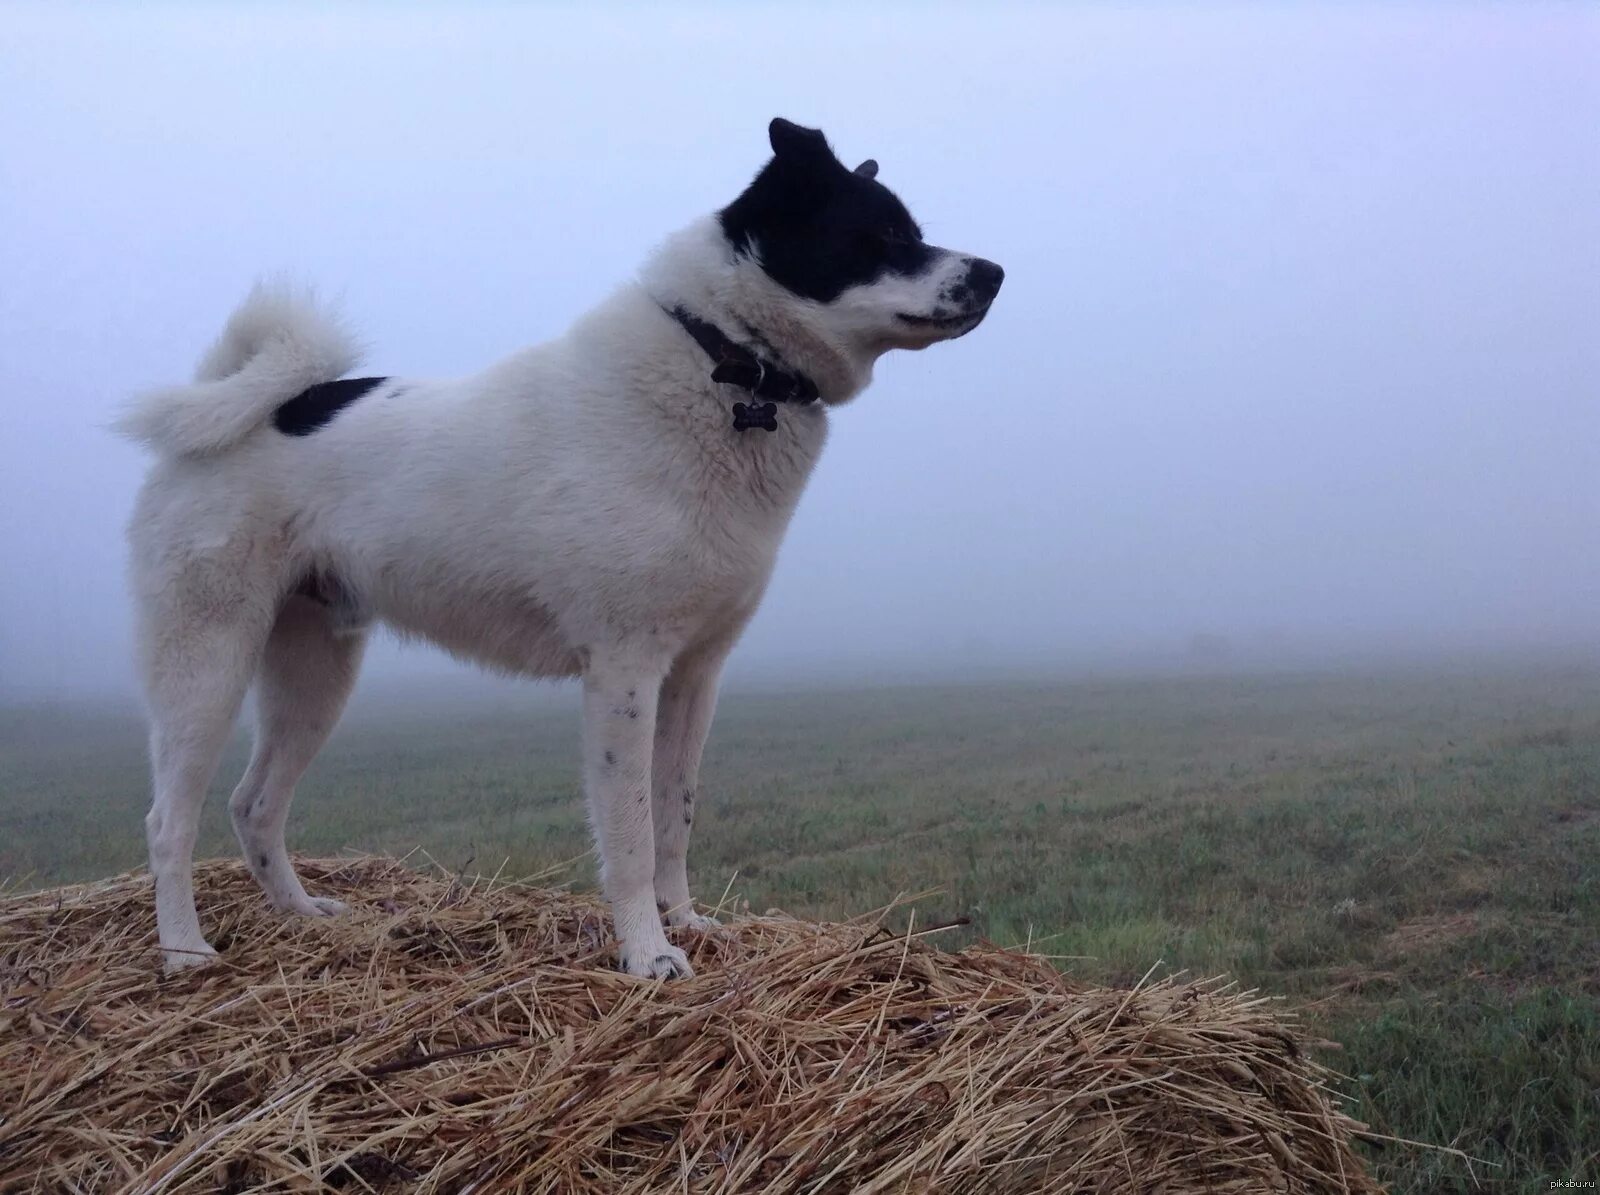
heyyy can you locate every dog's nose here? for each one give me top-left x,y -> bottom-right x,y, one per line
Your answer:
966,258 -> 1005,302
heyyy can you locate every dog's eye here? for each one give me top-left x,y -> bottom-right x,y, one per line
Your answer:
860,227 -> 921,258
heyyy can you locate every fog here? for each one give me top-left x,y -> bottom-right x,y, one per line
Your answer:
2,2 -> 1595,702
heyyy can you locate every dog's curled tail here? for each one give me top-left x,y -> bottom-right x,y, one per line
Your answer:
113,283 -> 361,456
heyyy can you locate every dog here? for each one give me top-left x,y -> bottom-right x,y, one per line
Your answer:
117,118 -> 1003,978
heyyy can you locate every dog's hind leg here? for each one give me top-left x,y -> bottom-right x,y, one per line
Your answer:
229,595 -> 366,917
139,588 -> 276,972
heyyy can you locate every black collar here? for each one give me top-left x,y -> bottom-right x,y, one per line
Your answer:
661,304 -> 819,432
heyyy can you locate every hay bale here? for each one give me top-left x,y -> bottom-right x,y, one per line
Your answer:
0,857 -> 1381,1192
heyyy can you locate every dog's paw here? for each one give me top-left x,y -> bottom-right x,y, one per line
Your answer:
161,943 -> 219,975
278,895 -> 349,918
669,910 -> 722,933
658,896 -> 721,931
619,941 -> 694,980
304,896 -> 349,917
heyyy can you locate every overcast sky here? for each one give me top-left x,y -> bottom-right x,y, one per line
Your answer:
1,2 -> 1595,700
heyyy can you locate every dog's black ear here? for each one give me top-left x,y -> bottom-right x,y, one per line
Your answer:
769,118 -> 836,165
853,159 -> 879,180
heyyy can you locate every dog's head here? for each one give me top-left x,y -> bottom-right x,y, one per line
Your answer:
720,119 -> 1003,360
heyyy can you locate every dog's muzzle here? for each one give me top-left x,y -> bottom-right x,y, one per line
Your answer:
896,257 -> 1004,336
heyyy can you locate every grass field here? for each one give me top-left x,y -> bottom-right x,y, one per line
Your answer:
3,663 -> 1597,1191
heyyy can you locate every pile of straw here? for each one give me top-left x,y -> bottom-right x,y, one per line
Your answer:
2,857 -> 1381,1192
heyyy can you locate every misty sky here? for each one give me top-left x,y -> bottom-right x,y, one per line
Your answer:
1,2 -> 1596,700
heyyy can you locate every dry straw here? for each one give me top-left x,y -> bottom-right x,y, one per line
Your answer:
2,857 -> 1382,1192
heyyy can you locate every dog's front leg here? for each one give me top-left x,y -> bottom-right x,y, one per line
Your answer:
582,653 -> 691,979
652,647 -> 728,929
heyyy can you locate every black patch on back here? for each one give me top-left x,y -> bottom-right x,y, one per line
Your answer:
273,376 -> 389,436
720,118 -> 933,303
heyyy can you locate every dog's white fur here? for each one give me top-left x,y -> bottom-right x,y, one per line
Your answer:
120,214 -> 986,978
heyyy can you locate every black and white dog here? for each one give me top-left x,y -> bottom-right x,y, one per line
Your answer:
118,118 -> 1003,978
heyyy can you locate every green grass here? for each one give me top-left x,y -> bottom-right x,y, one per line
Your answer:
3,664 -> 1598,1190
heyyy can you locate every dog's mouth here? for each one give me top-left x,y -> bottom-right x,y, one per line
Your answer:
895,305 -> 991,338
